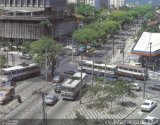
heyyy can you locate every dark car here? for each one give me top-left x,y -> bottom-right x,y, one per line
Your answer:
54,83 -> 62,93
148,85 -> 160,91
53,75 -> 64,83
64,70 -> 76,76
106,77 -> 117,82
117,76 -> 134,83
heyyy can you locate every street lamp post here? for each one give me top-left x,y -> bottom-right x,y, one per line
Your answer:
32,91 -> 47,125
149,42 -> 152,70
79,54 -> 83,104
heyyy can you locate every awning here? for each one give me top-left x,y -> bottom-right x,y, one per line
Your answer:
131,32 -> 160,56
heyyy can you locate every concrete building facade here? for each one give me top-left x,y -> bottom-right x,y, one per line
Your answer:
0,0 -> 76,45
108,0 -> 125,8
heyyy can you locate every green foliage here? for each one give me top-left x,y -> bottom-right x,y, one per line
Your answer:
73,28 -> 99,45
39,19 -> 52,28
73,4 -> 153,46
89,80 -> 136,110
76,4 -> 97,24
22,41 -> 30,54
0,54 -> 7,67
30,37 -> 63,75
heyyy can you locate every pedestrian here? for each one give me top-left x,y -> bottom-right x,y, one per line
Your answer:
16,95 -> 22,103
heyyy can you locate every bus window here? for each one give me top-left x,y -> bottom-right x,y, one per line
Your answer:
138,70 -> 141,73
124,68 -> 128,70
119,66 -> 123,69
134,69 -> 137,72
129,68 -> 133,71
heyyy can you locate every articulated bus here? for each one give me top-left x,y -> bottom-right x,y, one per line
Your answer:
61,72 -> 87,100
78,60 -> 117,77
0,63 -> 40,82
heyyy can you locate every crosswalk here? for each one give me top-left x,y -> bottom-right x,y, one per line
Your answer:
66,95 -> 144,120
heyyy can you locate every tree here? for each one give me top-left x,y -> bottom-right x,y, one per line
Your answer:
76,4 -> 97,24
89,80 -> 135,112
30,37 -> 63,76
0,54 -> 7,67
22,41 -> 30,54
39,19 -> 52,37
73,28 -> 99,45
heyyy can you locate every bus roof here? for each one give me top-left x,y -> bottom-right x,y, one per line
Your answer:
1,63 -> 37,72
115,63 -> 145,70
62,72 -> 87,88
82,60 -> 117,68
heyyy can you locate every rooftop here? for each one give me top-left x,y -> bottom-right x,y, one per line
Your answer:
131,32 -> 160,56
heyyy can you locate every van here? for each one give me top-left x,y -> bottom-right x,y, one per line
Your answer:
0,86 -> 15,105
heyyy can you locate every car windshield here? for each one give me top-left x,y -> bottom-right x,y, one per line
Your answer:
45,96 -> 53,100
143,102 -> 150,106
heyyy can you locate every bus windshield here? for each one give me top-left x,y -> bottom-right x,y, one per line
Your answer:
61,86 -> 74,92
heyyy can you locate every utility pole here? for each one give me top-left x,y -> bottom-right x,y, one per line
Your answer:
42,93 -> 46,125
149,42 -> 152,70
71,39 -> 74,62
32,91 -> 47,125
79,54 -> 83,104
104,43 -> 107,84
112,36 -> 114,63
143,66 -> 147,99
45,48 -> 48,81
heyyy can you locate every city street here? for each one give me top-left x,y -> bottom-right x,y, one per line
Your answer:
1,18 -> 159,125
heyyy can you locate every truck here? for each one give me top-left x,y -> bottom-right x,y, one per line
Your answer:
0,86 -> 15,105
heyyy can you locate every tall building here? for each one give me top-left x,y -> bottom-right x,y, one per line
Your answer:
0,0 -> 76,45
109,0 -> 125,8
67,0 -> 107,9
85,0 -> 108,9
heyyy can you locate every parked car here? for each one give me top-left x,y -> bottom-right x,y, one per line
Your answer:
54,83 -> 62,93
140,100 -> 156,112
142,116 -> 159,125
44,93 -> 58,105
148,85 -> 160,91
106,76 -> 117,82
130,83 -> 141,91
117,76 -> 134,83
53,75 -> 64,83
64,70 -> 76,76
19,54 -> 31,60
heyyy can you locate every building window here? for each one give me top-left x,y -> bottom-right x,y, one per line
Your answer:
0,0 -> 4,4
33,0 -> 37,6
17,0 -> 21,6
27,0 -> 31,6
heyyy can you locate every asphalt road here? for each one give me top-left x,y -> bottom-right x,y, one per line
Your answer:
126,101 -> 160,125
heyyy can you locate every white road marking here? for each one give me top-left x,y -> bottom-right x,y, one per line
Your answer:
47,99 -> 62,114
138,111 -> 143,116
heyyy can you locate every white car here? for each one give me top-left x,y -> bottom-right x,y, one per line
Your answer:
140,100 -> 157,112
130,83 -> 141,91
142,116 -> 159,125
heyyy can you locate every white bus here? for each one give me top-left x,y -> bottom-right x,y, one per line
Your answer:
116,63 -> 148,80
61,72 -> 87,100
78,60 -> 117,77
0,63 -> 40,82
